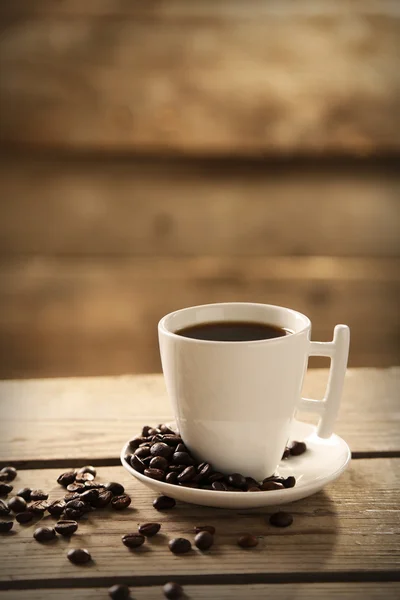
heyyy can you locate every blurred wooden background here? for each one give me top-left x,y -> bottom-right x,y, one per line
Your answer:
0,0 -> 399,378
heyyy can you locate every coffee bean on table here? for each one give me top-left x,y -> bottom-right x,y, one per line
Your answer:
8,496 -> 27,513
55,520 -> 78,536
67,483 -> 85,493
0,467 -> 17,482
153,496 -> 176,510
211,481 -> 227,491
111,495 -> 131,510
289,441 -> 307,456
150,443 -> 173,459
194,531 -> 214,551
0,483 -> 13,496
172,452 -> 194,466
163,581 -> 184,599
30,490 -> 48,501
92,490 -> 113,508
64,508 -> 84,520
144,468 -> 165,481
0,521 -> 13,533
16,511 -> 34,524
57,471 -> 76,487
177,466 -> 196,483
149,456 -> 169,471
168,537 -> 191,554
245,477 -> 259,488
29,501 -> 50,515
269,511 -> 294,528
260,481 -> 285,491
105,482 -> 125,496
79,489 -> 99,505
194,525 -> 216,535
77,465 -> 97,477
75,472 -> 95,483
67,548 -> 92,565
63,492 -> 80,503
227,473 -> 247,490
237,534 -> 259,548
283,476 -> 296,489
33,526 -> 56,542
0,500 -> 10,516
138,522 -> 161,537
65,499 -> 88,512
122,533 -> 145,548
47,500 -> 66,517
16,488 -> 32,502
108,583 -> 131,600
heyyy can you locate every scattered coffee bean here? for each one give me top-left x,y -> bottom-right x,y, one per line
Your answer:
55,520 -> 78,536
92,490 -> 113,508
111,495 -> 131,510
67,548 -> 91,565
108,583 -> 131,600
165,472 -> 179,484
79,489 -> 99,505
0,483 -> 13,496
163,581 -> 183,599
75,472 -> 95,483
77,465 -> 97,477
64,492 -> 80,503
289,441 -> 307,456
237,534 -> 259,548
269,511 -> 293,528
149,456 -> 169,471
122,533 -> 145,548
0,467 -> 17,482
194,525 -> 216,535
168,537 -> 191,554
153,495 -> 176,510
172,452 -> 194,466
138,522 -> 161,537
8,496 -> 27,513
150,442 -> 173,459
30,490 -> 48,501
47,500 -> 66,517
16,511 -> 34,524
130,455 -> 146,473
211,481 -> 227,491
177,466 -> 196,483
105,482 -> 125,496
227,473 -> 247,490
134,446 -> 151,459
16,487 -> 32,502
67,483 -> 85,493
144,468 -> 165,481
194,530 -> 214,551
57,471 -> 76,487
0,499 -> 11,516
0,521 -> 13,533
283,476 -> 296,489
33,526 -> 56,542
29,501 -> 49,515
260,481 -> 285,491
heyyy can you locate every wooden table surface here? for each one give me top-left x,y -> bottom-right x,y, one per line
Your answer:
0,368 -> 399,599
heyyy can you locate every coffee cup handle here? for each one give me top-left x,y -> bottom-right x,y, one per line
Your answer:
299,324 -> 350,438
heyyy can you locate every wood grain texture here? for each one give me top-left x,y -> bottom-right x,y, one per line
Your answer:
0,2 -> 399,154
1,157 -> 399,257
0,460 -> 399,586
0,369 -> 399,463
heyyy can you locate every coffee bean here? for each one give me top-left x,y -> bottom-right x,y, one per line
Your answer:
138,522 -> 161,537
108,583 -> 131,600
111,494 -> 131,510
0,474 -> 6,482
197,463 -> 212,481
180,481 -> 199,488
134,446 -> 151,459
57,471 -> 76,487
208,472 -> 224,483
283,476 -> 296,488
16,511 -> 34,523
0,521 -> 13,533
163,581 -> 183,599
175,444 -> 187,453
130,455 -> 146,473
142,456 -> 153,466
77,465 -> 97,477
282,447 -> 290,459
33,526 -> 56,542
168,465 -> 184,472
84,481 -> 104,490
269,511 -> 293,528
79,489 -> 99,506
147,428 -> 159,436
64,492 -> 80,503
16,487 -> 32,502
8,496 -> 27,513
92,489 -> 113,508
29,501 -> 49,515
172,452 -> 194,466
160,424 -> 175,435
227,473 -> 247,490
55,520 -> 78,536
129,436 -> 148,451
64,508 -> 84,520
168,537 -> 191,554
47,500 -> 66,517
149,456 -> 169,471
245,477 -> 259,488
237,534 -> 259,548
144,468 -> 165,481
260,481 -> 285,491
194,530 -> 214,551
153,496 -> 176,510
262,474 -> 280,483
0,467 -> 17,482
0,483 -> 13,496
75,472 -> 95,483
211,481 -> 227,491
67,483 -> 85,493
122,533 -> 145,548
150,442 -> 173,459
105,482 -> 125,496
141,425 -> 152,437
30,490 -> 48,501
67,548 -> 91,564
177,466 -> 196,483
0,499 -> 10,516
162,435 -> 182,447
248,487 -> 262,492
194,525 -> 216,535
289,441 -> 307,456
165,472 -> 179,485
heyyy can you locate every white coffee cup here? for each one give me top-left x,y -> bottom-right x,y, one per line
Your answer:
158,302 -> 350,481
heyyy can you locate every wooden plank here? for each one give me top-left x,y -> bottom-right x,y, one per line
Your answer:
0,3 -> 399,154
1,157 -> 399,257
0,369 -> 398,463
0,460 -> 399,586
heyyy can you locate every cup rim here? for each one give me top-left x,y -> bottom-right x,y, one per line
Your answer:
158,302 -> 311,345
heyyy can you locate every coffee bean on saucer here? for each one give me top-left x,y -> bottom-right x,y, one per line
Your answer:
175,443 -> 187,453
16,487 -> 32,501
289,441 -> 307,456
248,487 -> 262,492
260,481 -> 285,491
162,435 -> 182,447
283,476 -> 296,488
16,511 -> 34,524
0,483 -> 13,496
197,463 -> 212,481
177,466 -> 196,483
150,442 -> 173,459
92,489 -> 113,508
57,471 -> 76,487
153,496 -> 176,510
237,534 -> 259,548
0,521 -> 13,533
165,472 -> 179,485
141,425 -> 152,437
122,533 -> 145,548
0,467 -> 17,482
194,525 -> 216,535
105,482 -> 125,496
194,530 -> 214,551
30,490 -> 48,501
55,520 -> 78,536
144,468 -> 165,481
33,526 -> 56,542
8,496 -> 27,513
142,456 -> 153,466
138,522 -> 161,537
67,548 -> 91,564
211,481 -> 227,491
47,500 -> 66,517
172,452 -> 194,466
208,472 -> 224,483
67,483 -> 85,493
134,446 -> 151,459
149,456 -> 169,471
168,465 -> 184,473
130,455 -> 146,473
168,537 -> 191,554
269,511 -> 293,528
30,501 -> 50,515
227,473 -> 247,490
111,494 -> 131,510
0,500 -> 10,516
163,581 -> 184,599
282,446 -> 290,459
108,583 -> 131,600
129,436 -> 149,451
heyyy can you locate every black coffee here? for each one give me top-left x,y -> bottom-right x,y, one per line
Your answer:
175,321 -> 291,342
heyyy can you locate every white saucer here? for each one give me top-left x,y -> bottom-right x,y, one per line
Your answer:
120,420 -> 351,509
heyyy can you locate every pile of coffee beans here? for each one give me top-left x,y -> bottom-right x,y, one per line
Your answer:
125,424 -> 307,492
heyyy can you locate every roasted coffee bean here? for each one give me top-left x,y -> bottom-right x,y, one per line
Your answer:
289,441 -> 307,456
47,500 -> 66,517
0,474 -> 7,482
149,456 -> 169,471
172,452 -> 194,466
0,499 -> 10,516
65,499 -> 87,512
29,501 -> 49,515
144,468 -> 165,481
30,490 -> 48,501
283,476 -> 296,489
227,473 -> 247,490
142,456 -> 153,466
8,496 -> 27,513
168,537 -> 191,554
105,482 -> 125,496
108,583 -> 131,600
57,471 -> 76,487
262,474 -> 280,483
0,483 -> 13,496
122,533 -> 145,548
131,455 -> 146,473
211,481 -> 227,491
77,465 -> 97,477
150,442 -> 173,459
139,442 -> 153,449
248,486 -> 262,492
141,425 -> 152,437
208,472 -> 224,483
282,447 -> 290,459
79,489 -> 99,505
67,483 -> 85,493
162,435 -> 182,447
237,534 -> 259,548
75,472 -> 95,483
128,436 -> 148,451
168,464 -> 184,472
197,463 -> 212,481
55,520 -> 78,536
165,472 -> 179,485
177,466 -> 196,483
64,492 -> 80,503
84,481 -> 104,490
163,581 -> 184,599
260,481 -> 285,491
134,446 -> 151,459
175,443 -> 187,453
92,489 -> 113,508
138,522 -> 161,537
111,494 -> 131,510
0,467 -> 17,482
67,548 -> 91,564
64,508 -> 84,520
194,525 -> 216,535
16,487 -> 32,502
245,477 -> 259,489
33,526 -> 56,542
0,520 -> 13,532
269,511 -> 293,528
180,482 -> 199,488
153,495 -> 176,510
194,530 -> 214,551
16,511 -> 34,523
160,424 -> 175,435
